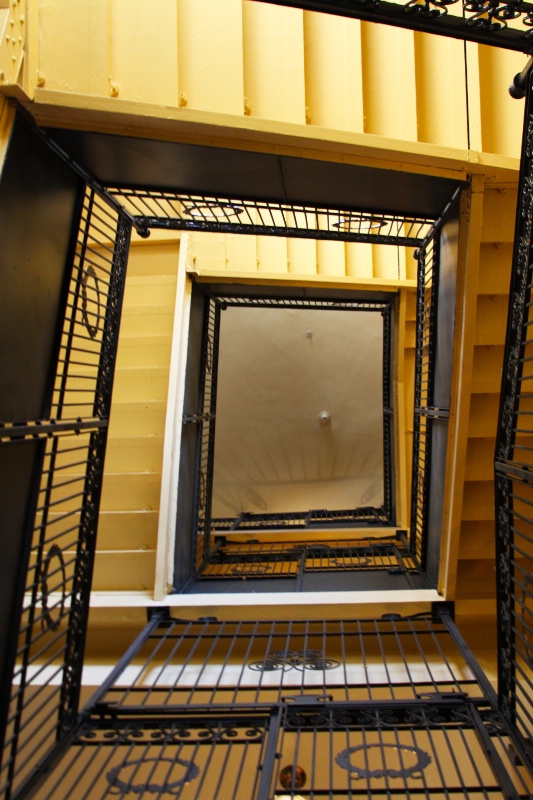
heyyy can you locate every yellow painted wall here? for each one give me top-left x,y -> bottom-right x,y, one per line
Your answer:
190,231 -> 416,286
26,0 -> 524,159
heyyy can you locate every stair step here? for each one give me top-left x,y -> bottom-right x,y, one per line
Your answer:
468,394 -> 500,438
462,481 -> 495,521
478,243 -> 513,295
115,335 -> 172,369
108,401 -> 167,438
112,366 -> 169,403
104,437 -> 165,472
97,510 -> 159,550
100,472 -> 162,512
92,549 -> 157,592
475,296 -> 508,346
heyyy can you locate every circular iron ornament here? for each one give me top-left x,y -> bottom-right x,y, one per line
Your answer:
336,743 -> 431,779
249,656 -> 290,672
300,656 -> 341,671
249,649 -> 339,672
81,265 -> 101,339
279,765 -> 307,790
230,564 -> 272,576
332,214 -> 386,232
183,200 -> 244,220
106,757 -> 199,795
39,544 -> 67,632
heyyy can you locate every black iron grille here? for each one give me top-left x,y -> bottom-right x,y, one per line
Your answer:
25,613 -> 533,799
106,188 -> 435,246
0,187 -> 131,800
189,292 -> 397,577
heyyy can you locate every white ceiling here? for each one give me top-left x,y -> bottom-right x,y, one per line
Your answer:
212,305 -> 384,518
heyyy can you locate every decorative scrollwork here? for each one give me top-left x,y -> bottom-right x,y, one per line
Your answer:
80,265 -> 101,339
404,0 -> 455,19
499,552 -> 512,596
525,115 -> 533,160
450,706 -> 475,725
498,503 -> 511,547
499,397 -> 515,460
500,693 -> 514,720
404,706 -> 446,726
518,575 -> 533,667
479,709 -> 508,735
39,544 -> 67,632
79,720 -> 265,746
206,333 -> 214,374
336,743 -> 431,779
106,757 -> 199,795
506,341 -> 521,385
464,0 -> 522,30
285,709 -> 330,729
355,708 -> 401,728
249,649 -> 339,672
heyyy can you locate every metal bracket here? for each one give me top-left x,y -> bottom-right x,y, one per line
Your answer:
415,691 -> 469,703
282,694 -> 334,705
182,412 -> 215,424
432,600 -> 455,621
415,406 -> 450,420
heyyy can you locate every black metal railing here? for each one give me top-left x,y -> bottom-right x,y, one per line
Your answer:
0,187 -> 131,800
192,294 -> 221,570
409,182 -> 459,575
23,612 -> 533,799
0,106 -> 486,795
106,188 -> 435,246
495,65 -> 533,771
189,292 -> 396,573
195,534 -> 426,590
383,301 -> 395,523
410,234 -> 440,568
212,507 -> 393,531
257,0 -> 533,52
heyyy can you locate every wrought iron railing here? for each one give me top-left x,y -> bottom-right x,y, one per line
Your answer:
4,79 -> 531,796
256,0 -> 533,52
410,234 -> 440,568
106,188 -> 435,246
23,612 -> 533,800
1,113 -> 454,797
192,293 -> 220,569
189,292 -> 397,573
197,534 -> 424,588
495,65 -> 533,772
0,186 -> 131,799
409,187 -> 460,572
